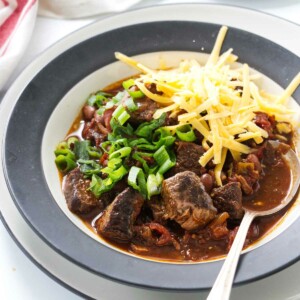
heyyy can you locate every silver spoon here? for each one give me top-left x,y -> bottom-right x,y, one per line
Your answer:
207,140 -> 300,300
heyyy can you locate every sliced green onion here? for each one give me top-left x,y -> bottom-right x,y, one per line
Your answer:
122,79 -> 135,90
54,148 -> 76,161
112,104 -> 125,119
87,93 -> 107,107
118,111 -> 130,125
113,91 -> 126,102
87,91 -> 112,108
106,102 -> 115,109
128,90 -> 144,99
105,98 -> 120,110
125,97 -> 138,112
109,147 -> 132,159
109,165 -> 128,181
176,125 -> 197,142
156,172 -> 164,185
90,91 -> 113,103
100,166 -> 114,174
107,158 -> 122,168
96,107 -> 106,116
128,166 -> 147,198
105,177 -> 114,186
122,79 -> 144,99
101,157 -> 122,173
135,113 -> 166,138
134,143 -> 157,151
134,151 -> 154,157
153,146 -> 176,174
111,138 -> 129,149
153,136 -> 176,149
153,146 -> 170,166
55,155 -> 77,173
146,173 -> 163,199
134,138 -> 175,151
109,117 -> 119,132
111,104 -> 130,125
157,159 -> 175,174
88,151 -> 101,159
148,165 -> 159,175
55,141 -> 68,151
67,136 -> 79,149
88,146 -> 102,158
98,91 -> 113,97
129,138 -> 151,147
100,141 -> 112,153
153,127 -> 173,140
132,152 -> 150,174
89,174 -> 114,197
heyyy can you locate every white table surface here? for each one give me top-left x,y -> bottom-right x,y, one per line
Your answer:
1,1 -> 300,299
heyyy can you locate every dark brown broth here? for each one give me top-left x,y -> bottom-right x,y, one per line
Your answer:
76,156 -> 292,262
243,157 -> 291,211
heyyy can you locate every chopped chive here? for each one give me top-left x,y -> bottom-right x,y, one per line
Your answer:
176,125 -> 197,142
109,147 -> 132,159
55,155 -> 77,173
122,79 -> 135,90
128,166 -> 147,198
125,97 -> 138,112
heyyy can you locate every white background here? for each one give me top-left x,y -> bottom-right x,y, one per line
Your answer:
1,1 -> 300,299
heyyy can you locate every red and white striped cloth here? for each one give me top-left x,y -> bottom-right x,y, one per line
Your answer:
0,0 -> 142,91
0,0 -> 37,91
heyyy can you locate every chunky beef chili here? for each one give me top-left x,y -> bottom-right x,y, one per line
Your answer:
55,78 -> 295,262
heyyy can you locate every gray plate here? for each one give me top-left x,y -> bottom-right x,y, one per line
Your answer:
3,21 -> 300,290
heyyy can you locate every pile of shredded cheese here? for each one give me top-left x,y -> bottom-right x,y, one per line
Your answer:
115,26 -> 300,186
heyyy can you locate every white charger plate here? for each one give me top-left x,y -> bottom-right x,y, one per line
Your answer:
1,3 -> 300,299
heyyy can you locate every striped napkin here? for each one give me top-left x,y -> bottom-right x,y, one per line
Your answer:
0,0 -> 37,91
0,0 -> 141,91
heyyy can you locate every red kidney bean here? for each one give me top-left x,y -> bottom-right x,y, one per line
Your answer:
200,173 -> 213,192
82,105 -> 96,121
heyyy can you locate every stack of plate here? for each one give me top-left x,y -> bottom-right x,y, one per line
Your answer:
0,4 -> 299,299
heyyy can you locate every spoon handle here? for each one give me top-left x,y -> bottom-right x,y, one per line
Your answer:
207,211 -> 255,300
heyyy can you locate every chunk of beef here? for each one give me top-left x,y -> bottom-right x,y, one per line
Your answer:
162,171 -> 217,230
147,196 -> 166,223
96,188 -> 144,242
129,97 -> 159,125
211,182 -> 244,219
100,179 -> 128,206
63,167 -> 99,214
170,141 -> 206,176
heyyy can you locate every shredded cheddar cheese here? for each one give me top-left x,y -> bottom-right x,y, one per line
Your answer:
115,26 -> 300,186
